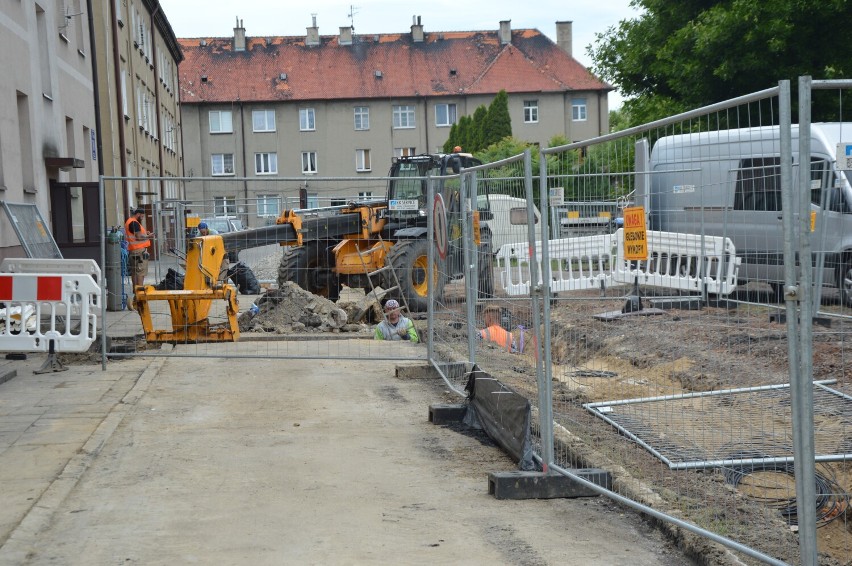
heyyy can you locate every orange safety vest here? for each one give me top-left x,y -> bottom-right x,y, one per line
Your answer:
480,324 -> 514,352
124,215 -> 151,252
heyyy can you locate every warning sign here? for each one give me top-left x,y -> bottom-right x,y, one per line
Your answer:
623,206 -> 648,261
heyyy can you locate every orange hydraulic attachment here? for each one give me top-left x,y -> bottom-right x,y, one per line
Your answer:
135,235 -> 240,343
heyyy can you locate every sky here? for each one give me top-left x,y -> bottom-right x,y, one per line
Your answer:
157,0 -> 641,107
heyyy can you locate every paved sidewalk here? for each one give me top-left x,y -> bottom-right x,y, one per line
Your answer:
0,309 -> 693,565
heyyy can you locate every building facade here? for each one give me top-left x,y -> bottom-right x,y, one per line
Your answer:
0,0 -> 98,261
90,0 -> 184,238
178,18 -> 611,227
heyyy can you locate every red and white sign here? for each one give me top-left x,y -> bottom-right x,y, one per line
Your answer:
0,275 -> 63,301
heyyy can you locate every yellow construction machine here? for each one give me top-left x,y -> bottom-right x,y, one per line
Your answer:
134,151 -> 495,343
134,233 -> 240,343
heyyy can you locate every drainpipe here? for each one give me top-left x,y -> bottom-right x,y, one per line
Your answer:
422,96 -> 429,153
109,0 -> 128,213
239,102 -> 249,215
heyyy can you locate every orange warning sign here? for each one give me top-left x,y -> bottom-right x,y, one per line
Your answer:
623,206 -> 648,261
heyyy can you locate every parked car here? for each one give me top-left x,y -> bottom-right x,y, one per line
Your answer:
188,217 -> 245,261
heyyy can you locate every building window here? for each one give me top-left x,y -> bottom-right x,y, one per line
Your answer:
358,191 -> 374,201
572,98 -> 587,121
330,198 -> 347,207
392,105 -> 415,129
211,153 -> 234,175
209,110 -> 233,133
354,106 -> 369,130
301,151 -> 318,174
255,152 -> 278,175
214,196 -> 237,216
252,110 -> 276,132
299,108 -> 315,131
435,103 -> 457,127
257,194 -> 281,217
394,147 -> 416,157
306,193 -> 319,208
355,149 -> 371,172
524,100 -> 538,123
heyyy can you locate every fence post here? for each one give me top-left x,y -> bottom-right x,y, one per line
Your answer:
786,76 -> 818,566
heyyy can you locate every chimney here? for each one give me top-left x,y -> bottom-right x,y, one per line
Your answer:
499,20 -> 511,45
306,15 -> 319,46
339,26 -> 353,45
555,21 -> 572,57
411,15 -> 424,43
233,17 -> 246,52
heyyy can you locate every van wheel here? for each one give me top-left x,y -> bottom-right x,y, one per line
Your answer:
840,260 -> 852,307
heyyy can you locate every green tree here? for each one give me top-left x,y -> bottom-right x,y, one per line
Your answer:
481,90 -> 512,148
469,106 -> 489,152
589,0 -> 852,124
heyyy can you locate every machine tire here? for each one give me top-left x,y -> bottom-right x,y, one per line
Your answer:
386,239 -> 443,312
839,258 -> 852,307
478,251 -> 495,299
278,243 -> 340,300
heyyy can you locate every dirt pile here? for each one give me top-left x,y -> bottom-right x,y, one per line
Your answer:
238,282 -> 380,335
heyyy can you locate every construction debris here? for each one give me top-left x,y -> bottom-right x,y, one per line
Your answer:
238,282 -> 369,334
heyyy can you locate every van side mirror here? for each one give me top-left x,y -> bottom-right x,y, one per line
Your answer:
479,209 -> 493,221
449,156 -> 461,174
509,207 -> 538,225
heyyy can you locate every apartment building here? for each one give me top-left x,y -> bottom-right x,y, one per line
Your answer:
90,0 -> 184,236
178,18 -> 611,227
0,0 -> 98,261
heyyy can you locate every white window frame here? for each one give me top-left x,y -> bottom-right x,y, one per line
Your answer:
209,110 -> 233,134
214,196 -> 237,217
358,191 -> 375,201
392,105 -> 416,129
211,153 -> 234,176
254,152 -> 278,175
252,109 -> 276,132
524,100 -> 539,123
354,106 -> 369,130
355,149 -> 371,172
299,108 -> 316,131
394,147 -> 417,158
572,98 -> 588,121
435,103 -> 457,127
256,194 -> 281,217
301,151 -> 318,174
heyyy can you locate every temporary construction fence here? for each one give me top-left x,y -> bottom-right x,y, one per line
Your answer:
425,78 -> 852,566
82,78 -> 852,564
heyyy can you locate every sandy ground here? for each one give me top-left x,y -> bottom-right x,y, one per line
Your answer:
4,341 -> 693,566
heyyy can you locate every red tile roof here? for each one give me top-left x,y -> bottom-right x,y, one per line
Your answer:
178,28 -> 611,104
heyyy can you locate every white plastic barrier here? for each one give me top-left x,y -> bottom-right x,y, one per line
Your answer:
497,234 -> 614,296
497,229 -> 740,297
612,229 -> 741,295
0,260 -> 100,353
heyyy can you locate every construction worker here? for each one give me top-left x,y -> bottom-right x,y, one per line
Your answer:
479,306 -> 515,352
374,299 -> 419,342
197,222 -> 218,236
124,207 -> 154,303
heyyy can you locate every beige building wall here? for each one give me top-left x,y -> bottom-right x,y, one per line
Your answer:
0,0 -> 97,261
91,0 -> 183,228
182,91 -> 609,229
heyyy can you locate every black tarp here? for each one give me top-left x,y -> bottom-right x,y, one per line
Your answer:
464,366 -> 536,471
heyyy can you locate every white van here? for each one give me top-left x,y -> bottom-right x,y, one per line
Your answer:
479,194 -> 542,254
637,123 -> 852,303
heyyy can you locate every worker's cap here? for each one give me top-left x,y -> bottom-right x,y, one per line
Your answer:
132,207 -> 144,215
198,222 -> 208,230
384,299 -> 400,311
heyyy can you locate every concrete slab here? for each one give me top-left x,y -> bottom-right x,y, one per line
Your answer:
488,469 -> 612,500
